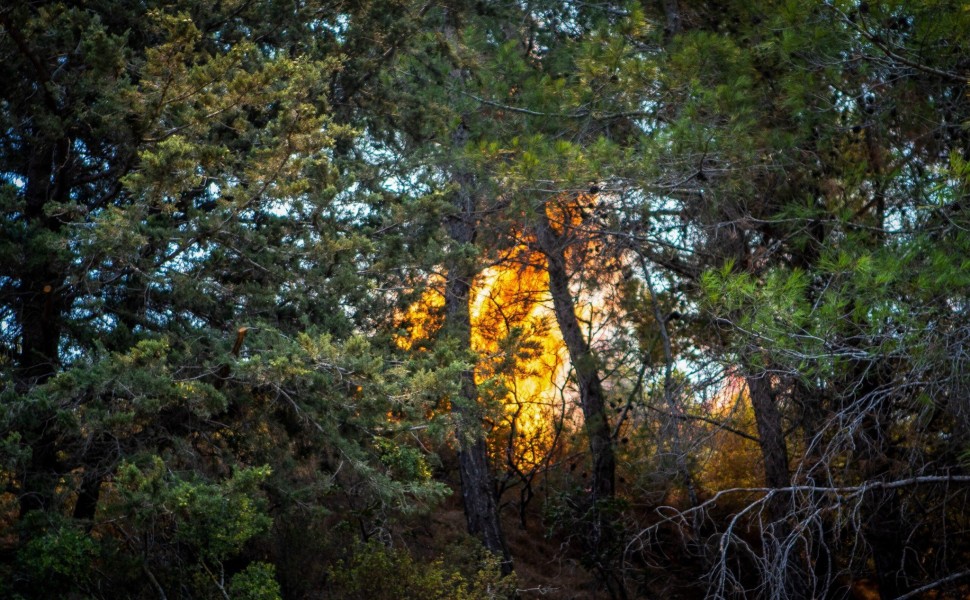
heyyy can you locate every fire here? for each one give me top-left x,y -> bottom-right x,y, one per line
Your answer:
471,245 -> 568,468
397,194 -> 609,468
397,244 -> 569,468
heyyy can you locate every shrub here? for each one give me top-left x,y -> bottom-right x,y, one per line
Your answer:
325,539 -> 515,600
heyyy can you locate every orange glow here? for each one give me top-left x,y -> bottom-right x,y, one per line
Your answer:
471,245 -> 568,468
395,275 -> 445,352
696,375 -> 763,492
396,247 -> 569,467
397,195 -> 608,467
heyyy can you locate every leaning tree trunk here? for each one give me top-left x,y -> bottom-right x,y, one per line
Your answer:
536,204 -> 624,598
443,120 -> 511,573
535,208 -> 615,502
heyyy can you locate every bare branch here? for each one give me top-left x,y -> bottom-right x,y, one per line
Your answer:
895,569 -> 970,600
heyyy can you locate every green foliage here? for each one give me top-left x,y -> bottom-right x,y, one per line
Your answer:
112,456 -> 273,564
375,437 -> 433,483
327,540 -> 516,600
16,519 -> 99,595
229,562 -> 283,600
3,0 -> 970,597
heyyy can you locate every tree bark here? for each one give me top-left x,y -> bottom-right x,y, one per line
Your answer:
746,374 -> 791,495
443,120 -> 511,573
16,137 -> 71,522
535,204 -> 624,598
661,0 -> 682,40
747,373 -> 814,600
852,362 -> 908,600
72,470 -> 103,524
16,138 -> 69,389
535,208 -> 615,502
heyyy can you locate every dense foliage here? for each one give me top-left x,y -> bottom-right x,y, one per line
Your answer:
1,0 -> 968,598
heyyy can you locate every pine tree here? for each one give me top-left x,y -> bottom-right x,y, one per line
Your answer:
0,2 -> 451,597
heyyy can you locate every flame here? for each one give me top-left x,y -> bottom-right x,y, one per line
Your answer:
471,245 -> 568,468
397,195 -> 608,466
396,246 -> 569,467
396,276 -> 445,352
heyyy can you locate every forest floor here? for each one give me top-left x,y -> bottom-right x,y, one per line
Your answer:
413,491 -> 612,600
406,481 -> 892,600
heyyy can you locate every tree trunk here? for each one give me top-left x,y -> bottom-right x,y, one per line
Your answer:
746,374 -> 791,495
747,373 -> 814,600
535,208 -> 615,502
443,120 -> 511,573
16,139 -> 69,389
661,0 -> 682,40
16,139 -> 71,522
852,363 -> 908,600
72,470 -> 103,525
535,205 -> 623,598
864,491 -> 906,600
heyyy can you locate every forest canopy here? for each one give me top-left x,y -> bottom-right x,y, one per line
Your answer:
1,0 -> 969,598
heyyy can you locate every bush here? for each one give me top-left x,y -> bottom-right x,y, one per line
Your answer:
16,517 -> 99,597
229,562 -> 283,600
326,539 -> 515,600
